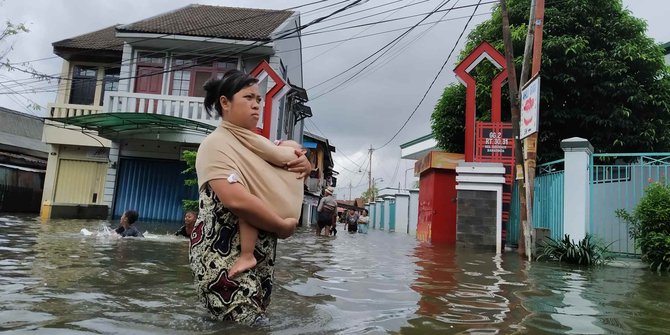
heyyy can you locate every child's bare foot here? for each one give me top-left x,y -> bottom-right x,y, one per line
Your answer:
229,253 -> 257,278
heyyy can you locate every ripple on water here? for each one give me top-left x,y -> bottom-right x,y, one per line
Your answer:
0,310 -> 55,328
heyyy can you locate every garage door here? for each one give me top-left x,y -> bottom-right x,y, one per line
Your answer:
54,159 -> 107,204
113,158 -> 197,221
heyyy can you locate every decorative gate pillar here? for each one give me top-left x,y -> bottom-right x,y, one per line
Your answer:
454,42 -> 508,162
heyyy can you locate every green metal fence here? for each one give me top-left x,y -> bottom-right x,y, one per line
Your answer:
532,169 -> 565,241
508,159 -> 565,247
590,153 -> 670,255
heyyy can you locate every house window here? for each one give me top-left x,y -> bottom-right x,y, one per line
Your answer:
69,65 -> 97,105
171,71 -> 191,96
169,55 -> 238,97
100,68 -> 120,105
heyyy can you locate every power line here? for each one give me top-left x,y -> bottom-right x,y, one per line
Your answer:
336,0 -> 463,94
0,0 -> 350,91
302,0 -> 424,66
306,0 -> 455,93
305,118 -> 368,171
373,0 -> 483,151
309,0 -> 471,100
0,11 -> 492,96
1,0 -> 338,69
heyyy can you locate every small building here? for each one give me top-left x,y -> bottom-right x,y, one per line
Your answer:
41,4 -> 307,221
663,41 -> 670,64
301,131 -> 336,226
0,107 -> 48,213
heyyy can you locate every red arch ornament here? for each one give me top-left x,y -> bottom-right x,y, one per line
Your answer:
250,60 -> 290,139
453,42 -> 507,162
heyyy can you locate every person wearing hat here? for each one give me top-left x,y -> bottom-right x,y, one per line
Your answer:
317,186 -> 337,236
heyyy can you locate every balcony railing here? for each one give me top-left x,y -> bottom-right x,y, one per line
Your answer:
48,92 -> 221,127
103,92 -> 220,127
48,102 -> 102,118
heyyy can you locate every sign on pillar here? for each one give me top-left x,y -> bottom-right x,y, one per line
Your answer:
520,76 -> 541,139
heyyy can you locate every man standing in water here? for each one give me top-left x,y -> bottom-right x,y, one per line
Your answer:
316,187 -> 337,236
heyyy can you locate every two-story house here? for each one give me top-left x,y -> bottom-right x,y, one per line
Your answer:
301,131 -> 337,226
41,4 -> 308,221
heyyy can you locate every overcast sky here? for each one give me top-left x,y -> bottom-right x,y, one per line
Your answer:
1,0 -> 668,199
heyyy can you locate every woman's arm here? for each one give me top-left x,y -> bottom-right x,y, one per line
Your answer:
209,179 -> 297,238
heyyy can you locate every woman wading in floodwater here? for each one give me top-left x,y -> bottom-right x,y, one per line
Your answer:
190,70 -> 311,324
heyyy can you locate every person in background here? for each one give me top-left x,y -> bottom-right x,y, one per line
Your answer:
115,210 -> 143,238
317,187 -> 337,236
175,211 -> 197,238
358,209 -> 369,234
346,209 -> 359,233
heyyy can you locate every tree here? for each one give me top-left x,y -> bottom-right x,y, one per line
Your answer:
431,0 -> 670,162
361,185 -> 379,202
0,20 -> 29,61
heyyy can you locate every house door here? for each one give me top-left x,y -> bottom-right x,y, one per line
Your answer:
134,66 -> 163,112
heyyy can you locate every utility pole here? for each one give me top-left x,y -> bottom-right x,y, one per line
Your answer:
367,145 -> 373,201
516,0 -> 537,257
521,0 -> 545,261
500,0 -> 528,256
349,181 -> 352,201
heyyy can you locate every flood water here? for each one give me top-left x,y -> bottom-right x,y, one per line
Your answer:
1,215 -> 670,334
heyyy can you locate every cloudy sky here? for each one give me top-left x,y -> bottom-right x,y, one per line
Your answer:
1,0 -> 668,199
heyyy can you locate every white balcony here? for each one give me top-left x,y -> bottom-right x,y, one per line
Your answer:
48,102 -> 103,118
102,92 -> 220,127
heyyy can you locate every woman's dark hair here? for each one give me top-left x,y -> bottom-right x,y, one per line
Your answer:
124,210 -> 139,224
203,69 -> 259,117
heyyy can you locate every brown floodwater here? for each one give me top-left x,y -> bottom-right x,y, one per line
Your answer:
1,214 -> 669,334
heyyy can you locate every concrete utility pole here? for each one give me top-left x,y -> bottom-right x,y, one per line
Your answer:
500,0 -> 528,256
521,0 -> 545,261
367,145 -> 373,201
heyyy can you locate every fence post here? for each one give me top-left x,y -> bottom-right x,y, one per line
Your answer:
561,137 -> 593,242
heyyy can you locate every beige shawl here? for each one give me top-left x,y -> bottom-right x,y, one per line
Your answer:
196,121 -> 304,219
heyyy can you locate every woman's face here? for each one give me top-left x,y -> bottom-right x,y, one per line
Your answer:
221,84 -> 261,131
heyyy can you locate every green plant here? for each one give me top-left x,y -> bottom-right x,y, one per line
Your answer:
536,234 -> 613,265
182,150 -> 198,212
616,182 -> 670,271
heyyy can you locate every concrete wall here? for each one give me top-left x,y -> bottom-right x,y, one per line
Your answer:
456,190 -> 497,249
383,198 -> 392,230
375,200 -> 383,228
409,189 -> 419,236
394,194 -> 410,234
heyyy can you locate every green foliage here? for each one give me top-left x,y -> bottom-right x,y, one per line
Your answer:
431,0 -> 670,162
182,150 -> 198,212
616,182 -> 670,271
537,234 -> 613,265
361,185 -> 379,202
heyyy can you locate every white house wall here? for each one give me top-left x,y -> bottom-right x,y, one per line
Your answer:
394,194 -> 410,234
409,190 -> 419,236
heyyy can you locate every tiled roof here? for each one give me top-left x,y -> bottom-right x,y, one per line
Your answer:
118,4 -> 294,41
52,25 -> 123,51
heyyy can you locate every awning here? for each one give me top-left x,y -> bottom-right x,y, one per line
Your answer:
46,113 -> 216,135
